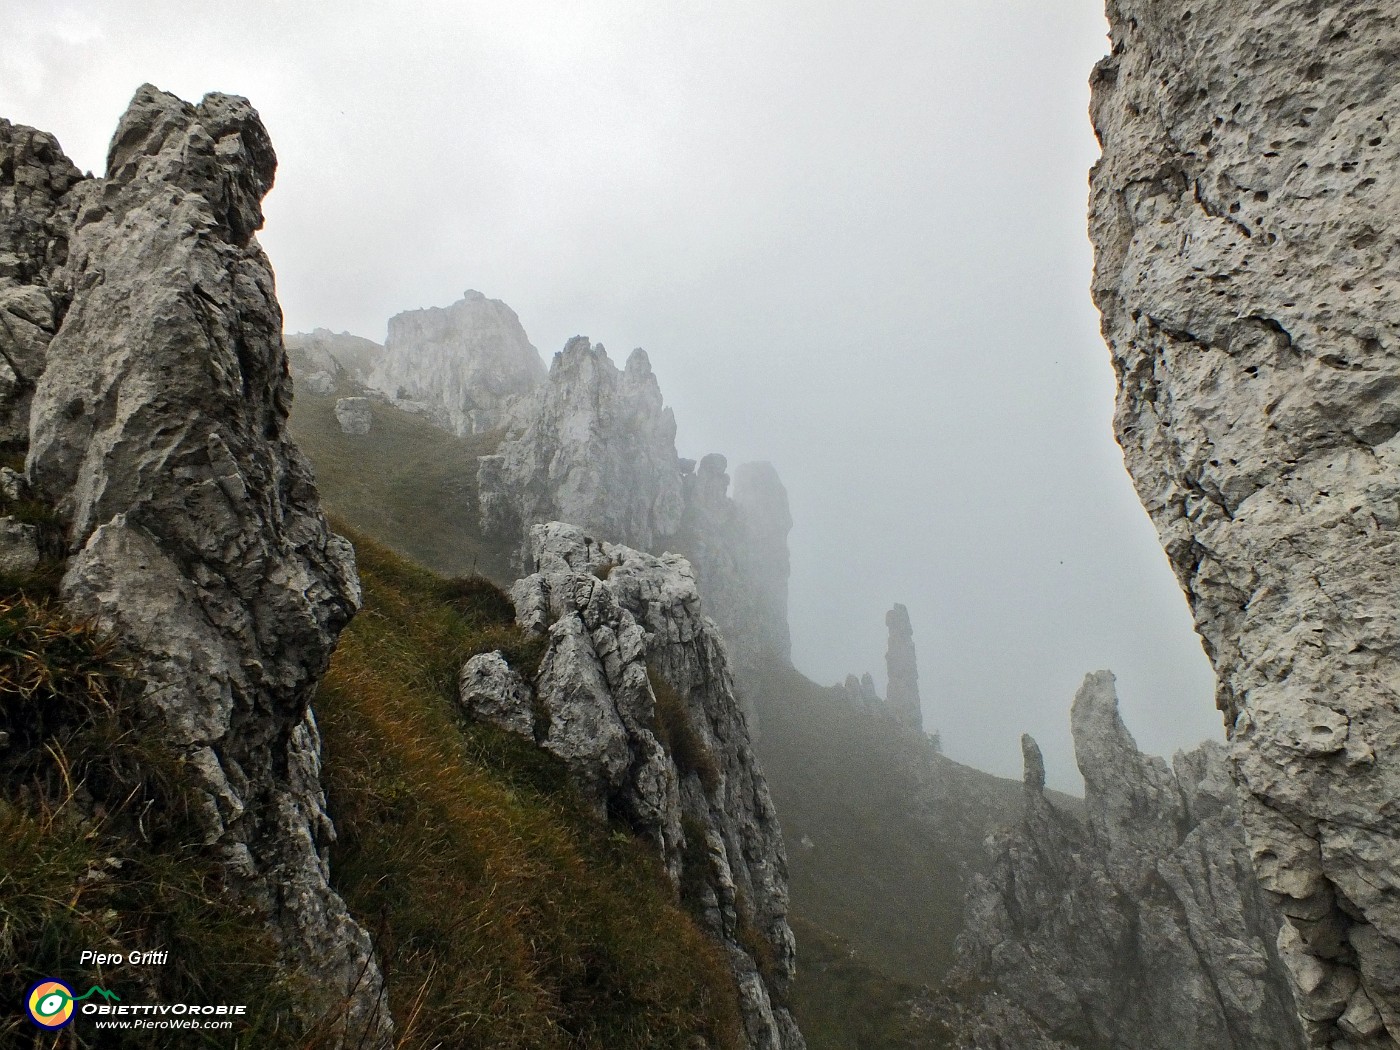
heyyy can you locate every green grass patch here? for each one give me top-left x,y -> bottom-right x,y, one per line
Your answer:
288,388 -> 515,582
647,667 -> 720,796
318,527 -> 744,1050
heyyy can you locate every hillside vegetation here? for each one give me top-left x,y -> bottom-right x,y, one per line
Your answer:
318,527 -> 744,1049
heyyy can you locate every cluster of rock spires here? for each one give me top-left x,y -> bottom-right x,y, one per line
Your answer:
953,671 -> 1303,1049
1091,2 -> 1400,1044
460,522 -> 804,1050
838,602 -> 928,735
2,87 -> 389,1041
288,304 -> 795,672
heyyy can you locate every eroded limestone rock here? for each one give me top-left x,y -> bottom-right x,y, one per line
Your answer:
286,328 -> 383,396
955,672 -> 1304,1050
884,603 -> 923,731
0,118 -> 83,451
1090,4 -> 1400,1043
479,337 -> 792,669
24,85 -> 388,1043
334,396 -> 372,435
460,521 -> 804,1050
367,289 -> 543,434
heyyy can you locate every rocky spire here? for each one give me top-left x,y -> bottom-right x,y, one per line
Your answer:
459,522 -> 805,1050
24,85 -> 389,1042
884,602 -> 923,731
1090,4 -> 1400,1044
955,672 -> 1304,1050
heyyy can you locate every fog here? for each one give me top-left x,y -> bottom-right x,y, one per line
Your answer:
1,0 -> 1222,791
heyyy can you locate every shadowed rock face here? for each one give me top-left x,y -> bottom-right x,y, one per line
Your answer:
0,119 -> 83,450
884,603 -> 922,731
1090,3 -> 1400,1044
955,672 -> 1303,1050
20,85 -> 389,1043
460,522 -> 805,1050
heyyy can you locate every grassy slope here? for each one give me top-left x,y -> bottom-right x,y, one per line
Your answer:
318,528 -> 743,1050
288,382 -> 513,581
289,388 -> 1077,1049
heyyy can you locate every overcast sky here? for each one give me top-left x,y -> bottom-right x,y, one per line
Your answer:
1,0 -> 1223,791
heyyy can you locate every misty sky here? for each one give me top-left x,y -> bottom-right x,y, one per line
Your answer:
1,0 -> 1223,791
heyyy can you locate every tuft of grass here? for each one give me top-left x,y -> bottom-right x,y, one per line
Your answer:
647,667 -> 720,796
319,526 -> 744,1050
0,592 -> 325,1048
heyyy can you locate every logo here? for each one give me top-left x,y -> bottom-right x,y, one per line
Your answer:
25,980 -> 121,1029
26,980 -> 75,1029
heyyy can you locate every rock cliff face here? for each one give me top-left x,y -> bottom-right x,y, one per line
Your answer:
884,603 -> 923,731
14,86 -> 388,1042
480,337 -> 793,669
460,522 -> 804,1050
367,289 -> 544,434
1090,4 -> 1400,1044
956,672 -> 1303,1050
0,118 -> 82,451
286,328 -> 383,396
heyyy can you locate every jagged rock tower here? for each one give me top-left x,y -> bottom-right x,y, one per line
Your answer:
8,86 -> 389,1042
1090,4 -> 1400,1045
956,672 -> 1304,1050
884,603 -> 923,731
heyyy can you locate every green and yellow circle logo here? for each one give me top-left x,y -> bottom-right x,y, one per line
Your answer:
26,979 -> 75,1029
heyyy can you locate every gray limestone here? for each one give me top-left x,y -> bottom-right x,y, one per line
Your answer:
955,671 -> 1304,1050
367,289 -> 543,434
460,521 -> 805,1050
479,336 -> 792,669
21,86 -> 389,1044
0,117 -> 83,451
334,396 -> 372,435
1090,3 -> 1400,1043
884,603 -> 923,731
286,328 -> 383,396
0,516 -> 38,575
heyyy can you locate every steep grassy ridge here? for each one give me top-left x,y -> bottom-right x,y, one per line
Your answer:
318,528 -> 744,1050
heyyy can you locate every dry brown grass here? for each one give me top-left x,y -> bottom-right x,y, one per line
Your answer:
319,527 -> 744,1050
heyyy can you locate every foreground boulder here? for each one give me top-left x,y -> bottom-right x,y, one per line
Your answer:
461,521 -> 805,1050
21,85 -> 389,1042
1090,3 -> 1400,1043
955,672 -> 1303,1050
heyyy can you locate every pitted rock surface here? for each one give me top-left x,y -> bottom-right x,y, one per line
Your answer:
460,521 -> 804,1050
1090,4 -> 1400,1044
367,289 -> 543,434
23,85 -> 389,1043
954,672 -> 1303,1050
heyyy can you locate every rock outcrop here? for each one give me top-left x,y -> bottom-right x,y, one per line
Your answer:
17,86 -> 388,1042
366,289 -> 543,434
480,336 -> 793,669
334,396 -> 372,435
1090,4 -> 1400,1044
460,522 -> 804,1050
286,328 -> 382,396
0,117 -> 83,452
884,603 -> 923,731
955,671 -> 1303,1050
